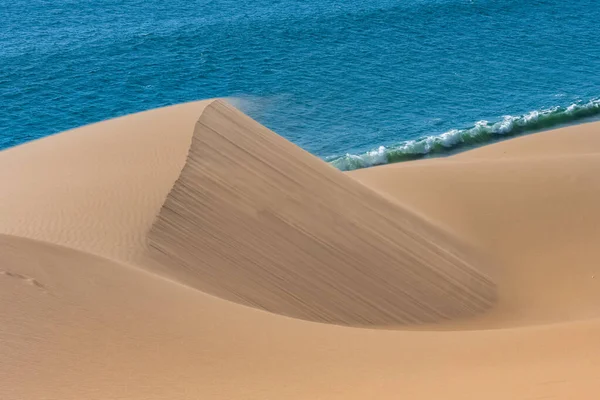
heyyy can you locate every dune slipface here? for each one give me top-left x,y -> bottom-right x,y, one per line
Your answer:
146,100 -> 495,326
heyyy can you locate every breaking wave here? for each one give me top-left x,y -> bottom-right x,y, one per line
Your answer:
330,98 -> 600,171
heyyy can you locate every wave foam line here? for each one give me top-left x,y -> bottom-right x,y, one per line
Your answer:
330,98 -> 600,171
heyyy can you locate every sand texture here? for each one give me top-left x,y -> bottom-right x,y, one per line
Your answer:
146,101 -> 494,325
2,99 -> 600,399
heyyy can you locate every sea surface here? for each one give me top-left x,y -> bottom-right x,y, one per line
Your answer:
2,0 -> 600,170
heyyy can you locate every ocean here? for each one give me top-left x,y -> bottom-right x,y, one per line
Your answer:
2,0 -> 599,170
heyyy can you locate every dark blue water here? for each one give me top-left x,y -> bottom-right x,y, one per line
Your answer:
2,0 -> 599,169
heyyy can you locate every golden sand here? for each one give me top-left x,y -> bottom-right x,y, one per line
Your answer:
1,100 -> 600,399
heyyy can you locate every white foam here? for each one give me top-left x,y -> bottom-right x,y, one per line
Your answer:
329,97 -> 600,171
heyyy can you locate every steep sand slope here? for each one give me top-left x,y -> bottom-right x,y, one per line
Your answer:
145,100 -> 493,325
2,101 -> 600,399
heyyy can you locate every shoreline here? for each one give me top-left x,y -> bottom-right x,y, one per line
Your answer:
330,97 -> 600,170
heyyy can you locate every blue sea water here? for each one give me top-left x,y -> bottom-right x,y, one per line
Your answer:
2,0 -> 600,169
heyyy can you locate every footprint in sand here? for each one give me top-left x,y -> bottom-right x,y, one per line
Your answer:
0,270 -> 46,291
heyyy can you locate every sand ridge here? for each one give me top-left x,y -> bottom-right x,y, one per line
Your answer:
2,100 -> 600,398
145,100 -> 494,326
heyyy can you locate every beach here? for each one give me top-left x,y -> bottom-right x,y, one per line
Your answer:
1,99 -> 600,399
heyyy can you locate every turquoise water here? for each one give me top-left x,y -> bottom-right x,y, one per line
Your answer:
2,0 -> 600,169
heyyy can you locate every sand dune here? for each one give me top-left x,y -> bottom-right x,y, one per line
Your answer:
350,124 -> 600,327
2,100 -> 600,398
145,100 -> 494,325
3,233 -> 600,400
0,100 -> 211,261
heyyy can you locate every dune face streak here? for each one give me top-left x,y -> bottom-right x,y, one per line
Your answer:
145,100 -> 495,326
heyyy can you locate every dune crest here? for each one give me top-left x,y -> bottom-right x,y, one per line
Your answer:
145,100 -> 495,326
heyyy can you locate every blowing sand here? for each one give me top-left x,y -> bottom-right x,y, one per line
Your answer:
1,99 -> 600,398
